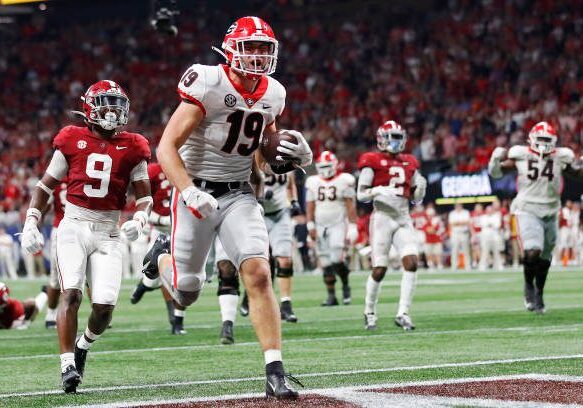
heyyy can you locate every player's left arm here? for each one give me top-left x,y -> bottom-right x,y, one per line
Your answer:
121,160 -> 153,241
562,151 -> 583,179
287,173 -> 302,216
411,170 -> 427,204
344,175 -> 358,243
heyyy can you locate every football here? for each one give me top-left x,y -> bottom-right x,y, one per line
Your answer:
260,130 -> 298,166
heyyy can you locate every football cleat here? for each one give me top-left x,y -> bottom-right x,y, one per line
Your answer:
533,290 -> 546,314
266,373 -> 302,400
61,365 -> 81,394
342,285 -> 351,305
130,281 -> 156,304
395,314 -> 416,331
364,313 -> 378,330
142,234 -> 170,280
74,336 -> 89,379
45,320 -> 57,329
239,293 -> 249,317
171,321 -> 187,335
321,294 -> 339,307
220,320 -> 234,345
524,282 -> 536,312
280,300 -> 298,323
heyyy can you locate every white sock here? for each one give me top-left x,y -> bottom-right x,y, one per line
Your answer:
77,328 -> 101,350
397,270 -> 417,316
142,275 -> 160,288
34,292 -> 48,313
60,352 -> 75,373
364,275 -> 381,314
219,294 -> 238,323
281,296 -> 291,302
264,349 -> 282,365
45,307 -> 57,322
174,309 -> 185,317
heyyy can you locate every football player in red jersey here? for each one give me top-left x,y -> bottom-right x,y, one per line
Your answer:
20,80 -> 152,393
357,120 -> 427,331
0,282 -> 48,330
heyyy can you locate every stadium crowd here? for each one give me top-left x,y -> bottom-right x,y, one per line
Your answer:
1,0 -> 583,276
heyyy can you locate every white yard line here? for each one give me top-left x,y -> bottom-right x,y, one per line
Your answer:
3,322 -> 583,362
3,356 -> 583,399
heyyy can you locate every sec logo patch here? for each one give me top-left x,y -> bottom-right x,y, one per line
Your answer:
77,140 -> 87,149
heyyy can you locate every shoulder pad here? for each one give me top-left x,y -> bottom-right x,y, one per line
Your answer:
357,152 -> 379,169
508,145 -> 529,160
555,147 -> 575,164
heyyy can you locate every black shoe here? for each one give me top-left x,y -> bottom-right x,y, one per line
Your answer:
342,285 -> 351,305
130,282 -> 156,304
171,318 -> 187,335
239,294 -> 249,317
142,234 -> 170,280
533,289 -> 546,314
321,295 -> 339,306
266,373 -> 303,399
45,320 -> 57,329
74,336 -> 89,379
280,300 -> 298,323
220,320 -> 234,344
524,282 -> 536,312
61,365 -> 81,394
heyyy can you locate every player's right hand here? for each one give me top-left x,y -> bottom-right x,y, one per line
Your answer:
21,220 -> 44,255
370,185 -> 400,198
181,186 -> 218,219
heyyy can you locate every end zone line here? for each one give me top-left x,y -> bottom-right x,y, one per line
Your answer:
3,354 -> 583,399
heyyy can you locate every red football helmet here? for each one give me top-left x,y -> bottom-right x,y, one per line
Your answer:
528,121 -> 557,155
316,151 -> 338,179
0,282 -> 9,306
216,16 -> 278,79
80,80 -> 130,131
377,120 -> 407,153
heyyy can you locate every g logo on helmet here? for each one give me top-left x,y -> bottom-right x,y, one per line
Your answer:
77,140 -> 87,149
226,23 -> 237,35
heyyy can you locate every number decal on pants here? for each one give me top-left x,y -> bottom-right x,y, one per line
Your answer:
83,153 -> 112,198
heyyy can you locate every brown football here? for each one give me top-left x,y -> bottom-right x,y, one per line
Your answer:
260,130 -> 298,166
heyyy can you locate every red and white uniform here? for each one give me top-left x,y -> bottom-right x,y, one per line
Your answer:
357,152 -> 422,267
478,209 -> 503,271
411,208 -> 429,251
470,209 -> 484,246
48,179 -> 68,290
46,125 -> 150,305
0,298 -> 25,329
305,172 -> 356,266
448,207 -> 471,270
148,163 -> 172,236
424,215 -> 445,257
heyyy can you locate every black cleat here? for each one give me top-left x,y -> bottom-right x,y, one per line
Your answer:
239,293 -> 249,317
524,282 -> 536,312
45,320 -> 57,329
321,295 -> 339,307
220,320 -> 234,344
533,290 -> 546,314
266,373 -> 303,400
61,365 -> 81,393
342,285 -> 351,305
280,300 -> 298,323
130,281 -> 156,304
74,336 -> 89,379
142,234 -> 170,280
171,317 -> 187,335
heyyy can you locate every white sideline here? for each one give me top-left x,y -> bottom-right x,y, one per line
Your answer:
51,374 -> 583,407
2,322 -> 583,361
3,355 -> 583,399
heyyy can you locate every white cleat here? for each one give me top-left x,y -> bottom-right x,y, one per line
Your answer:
364,313 -> 378,330
395,314 -> 416,331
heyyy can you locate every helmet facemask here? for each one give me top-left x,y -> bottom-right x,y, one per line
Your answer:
377,129 -> 407,153
529,134 -> 556,156
316,162 -> 336,179
225,38 -> 278,78
84,92 -> 129,131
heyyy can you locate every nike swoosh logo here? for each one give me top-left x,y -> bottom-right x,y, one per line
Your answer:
116,146 -> 127,150
262,104 -> 271,109
268,381 -> 276,392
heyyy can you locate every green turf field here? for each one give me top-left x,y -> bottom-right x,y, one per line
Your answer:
1,268 -> 582,407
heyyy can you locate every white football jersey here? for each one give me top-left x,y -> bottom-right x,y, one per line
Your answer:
177,64 -> 286,182
448,209 -> 471,234
263,173 -> 289,213
509,145 -> 574,217
305,173 -> 356,226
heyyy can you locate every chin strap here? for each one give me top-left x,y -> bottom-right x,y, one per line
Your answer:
211,46 -> 229,63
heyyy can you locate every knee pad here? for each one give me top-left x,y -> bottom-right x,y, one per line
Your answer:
173,289 -> 200,307
217,260 -> 240,296
275,258 -> 293,278
323,265 -> 336,284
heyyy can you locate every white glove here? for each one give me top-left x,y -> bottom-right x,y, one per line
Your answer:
488,147 -> 507,179
370,185 -> 401,198
276,130 -> 313,166
491,147 -> 508,162
181,186 -> 218,219
412,176 -> 427,203
121,211 -> 148,241
347,223 -> 358,244
21,218 -> 44,255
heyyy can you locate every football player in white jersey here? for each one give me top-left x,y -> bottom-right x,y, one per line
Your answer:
147,16 -> 310,399
306,151 -> 358,306
489,121 -> 583,313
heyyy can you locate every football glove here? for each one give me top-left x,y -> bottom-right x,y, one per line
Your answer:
121,211 -> 148,241
290,200 -> 302,216
21,218 -> 44,255
181,186 -> 218,219
276,130 -> 313,167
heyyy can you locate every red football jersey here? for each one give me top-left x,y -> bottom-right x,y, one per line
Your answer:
148,163 -> 171,217
52,178 -> 67,228
357,152 -> 419,199
411,210 -> 429,231
53,126 -> 150,211
0,298 -> 24,329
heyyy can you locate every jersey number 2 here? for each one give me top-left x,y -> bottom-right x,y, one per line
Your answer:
84,153 -> 112,198
388,167 -> 406,196
221,110 -> 264,156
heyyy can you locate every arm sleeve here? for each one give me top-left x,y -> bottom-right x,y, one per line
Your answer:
342,174 -> 356,198
356,167 -> 375,202
305,178 -> 316,202
412,170 -> 426,202
46,150 -> 68,180
130,160 -> 149,182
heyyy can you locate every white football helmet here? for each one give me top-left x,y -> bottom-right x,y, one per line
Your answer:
528,121 -> 557,156
316,151 -> 338,179
377,120 -> 407,153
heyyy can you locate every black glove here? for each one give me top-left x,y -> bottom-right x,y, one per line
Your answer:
265,190 -> 274,201
290,200 -> 302,216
